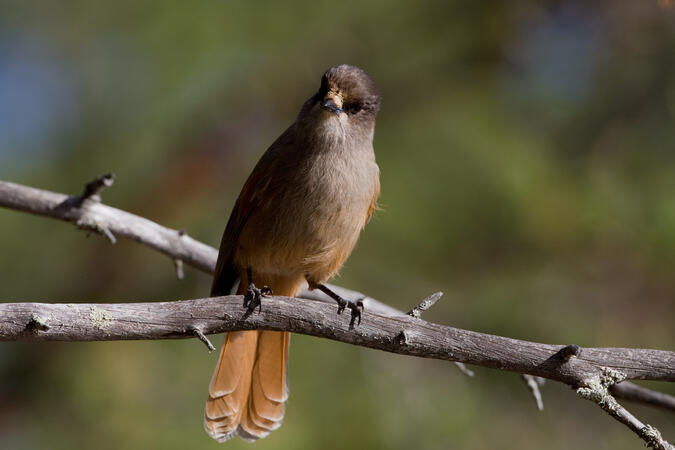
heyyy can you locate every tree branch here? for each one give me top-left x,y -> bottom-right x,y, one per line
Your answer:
0,296 -> 673,384
0,178 -> 216,273
1,176 -> 674,448
577,369 -> 674,450
611,381 -> 675,413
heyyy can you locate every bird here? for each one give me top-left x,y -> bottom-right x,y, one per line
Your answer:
204,64 -> 381,442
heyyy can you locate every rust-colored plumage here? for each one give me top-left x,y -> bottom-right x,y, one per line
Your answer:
205,65 -> 381,442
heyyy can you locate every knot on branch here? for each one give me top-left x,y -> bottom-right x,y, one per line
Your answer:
396,330 -> 410,345
27,314 -> 50,332
81,173 -> 115,202
75,218 -> 117,244
600,367 -> 627,386
640,425 -> 673,450
642,426 -> 662,445
55,173 -> 119,243
577,367 -> 627,407
557,344 -> 582,361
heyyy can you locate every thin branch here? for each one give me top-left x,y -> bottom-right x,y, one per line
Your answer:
454,362 -> 475,378
407,291 -> 443,318
190,326 -> 215,352
174,259 -> 185,280
611,382 -> 675,413
577,369 -> 674,450
0,178 -> 216,274
522,374 -> 545,411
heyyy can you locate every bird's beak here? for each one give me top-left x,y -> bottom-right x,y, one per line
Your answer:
320,95 -> 343,115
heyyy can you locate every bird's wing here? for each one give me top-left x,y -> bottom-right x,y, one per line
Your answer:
365,173 -> 381,226
210,126 -> 293,296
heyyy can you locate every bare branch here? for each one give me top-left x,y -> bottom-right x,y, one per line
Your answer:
611,382 -> 675,413
2,296 -> 673,447
0,297 -> 673,385
577,369 -> 674,449
190,326 -> 215,352
407,291 -> 443,318
454,362 -> 475,378
174,259 -> 185,280
0,179 -> 217,273
522,374 -> 545,411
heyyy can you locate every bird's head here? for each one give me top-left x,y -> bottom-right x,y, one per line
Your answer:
299,65 -> 380,140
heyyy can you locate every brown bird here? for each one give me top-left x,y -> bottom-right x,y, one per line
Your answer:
204,65 -> 381,442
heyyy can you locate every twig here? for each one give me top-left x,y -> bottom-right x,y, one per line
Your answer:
522,374 -> 545,411
97,225 -> 117,244
81,173 -> 115,201
454,362 -> 475,378
577,368 -> 674,449
407,291 -> 443,318
174,259 -> 185,280
406,291 -> 472,377
191,327 -> 215,352
611,382 -> 675,413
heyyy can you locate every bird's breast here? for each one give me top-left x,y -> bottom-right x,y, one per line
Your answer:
237,144 -> 378,276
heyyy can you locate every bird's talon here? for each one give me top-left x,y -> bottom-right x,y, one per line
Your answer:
261,286 -> 273,296
347,301 -> 362,326
318,285 -> 365,326
243,283 -> 266,313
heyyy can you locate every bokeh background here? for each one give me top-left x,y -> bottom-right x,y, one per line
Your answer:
1,1 -> 674,449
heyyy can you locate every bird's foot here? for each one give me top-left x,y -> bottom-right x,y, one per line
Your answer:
243,283 -> 273,313
317,284 -> 365,328
336,296 -> 364,327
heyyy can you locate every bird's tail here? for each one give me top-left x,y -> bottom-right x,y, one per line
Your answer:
204,275 -> 301,442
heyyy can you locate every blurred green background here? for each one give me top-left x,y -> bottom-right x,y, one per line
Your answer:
1,1 -> 674,449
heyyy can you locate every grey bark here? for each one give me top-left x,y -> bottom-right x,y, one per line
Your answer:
1,296 -> 673,387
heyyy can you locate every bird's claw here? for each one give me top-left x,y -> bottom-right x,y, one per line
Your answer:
260,286 -> 273,296
244,283 -> 272,313
336,298 -> 364,327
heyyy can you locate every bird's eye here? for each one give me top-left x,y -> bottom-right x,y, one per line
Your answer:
346,104 -> 362,115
